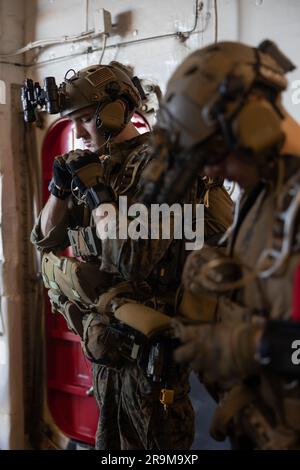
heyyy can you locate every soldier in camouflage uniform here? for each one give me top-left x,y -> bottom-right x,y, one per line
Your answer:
31,62 -> 233,449
152,40 -> 300,449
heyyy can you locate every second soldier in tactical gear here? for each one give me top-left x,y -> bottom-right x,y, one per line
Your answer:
31,61 -> 232,449
155,40 -> 300,449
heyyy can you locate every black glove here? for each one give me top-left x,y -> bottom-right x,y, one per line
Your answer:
48,154 -> 72,199
65,149 -> 115,210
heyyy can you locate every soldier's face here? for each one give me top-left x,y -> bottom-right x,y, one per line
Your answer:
70,105 -> 106,152
204,152 -> 260,190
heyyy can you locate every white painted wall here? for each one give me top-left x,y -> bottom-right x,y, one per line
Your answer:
0,0 -> 25,450
24,0 -> 237,155
237,0 -> 300,120
19,0 -> 300,144
25,0 -> 227,91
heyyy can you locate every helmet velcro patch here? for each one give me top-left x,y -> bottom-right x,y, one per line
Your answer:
86,68 -> 116,88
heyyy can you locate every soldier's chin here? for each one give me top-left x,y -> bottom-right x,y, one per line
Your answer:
84,142 -> 96,151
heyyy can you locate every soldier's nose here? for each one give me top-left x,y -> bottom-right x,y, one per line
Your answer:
74,120 -> 89,140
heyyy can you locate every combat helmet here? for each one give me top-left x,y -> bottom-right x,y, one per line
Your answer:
60,62 -> 141,135
158,40 -> 295,159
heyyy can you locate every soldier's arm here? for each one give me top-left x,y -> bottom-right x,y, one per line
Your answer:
40,194 -> 69,237
175,316 -> 300,382
31,152 -> 75,252
31,196 -> 80,253
177,246 -> 300,381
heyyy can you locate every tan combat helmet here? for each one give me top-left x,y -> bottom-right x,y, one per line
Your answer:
60,63 -> 141,135
159,40 -> 295,155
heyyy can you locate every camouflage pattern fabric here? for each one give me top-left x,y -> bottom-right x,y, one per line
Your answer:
31,132 -> 233,450
92,362 -> 194,450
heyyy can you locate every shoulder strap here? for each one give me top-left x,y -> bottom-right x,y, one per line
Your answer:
111,143 -> 153,195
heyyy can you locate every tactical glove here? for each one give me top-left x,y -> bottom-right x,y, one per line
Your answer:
48,154 -> 73,199
173,321 -> 262,385
182,249 -> 209,297
182,246 -> 243,297
65,149 -> 115,210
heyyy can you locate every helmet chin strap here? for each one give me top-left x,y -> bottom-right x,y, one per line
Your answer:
95,101 -> 104,130
95,135 -> 111,156
93,104 -> 111,153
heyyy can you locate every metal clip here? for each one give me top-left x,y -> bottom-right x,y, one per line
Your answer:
258,184 -> 300,278
160,388 -> 175,411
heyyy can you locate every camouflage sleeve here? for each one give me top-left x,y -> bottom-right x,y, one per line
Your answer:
30,197 -> 84,253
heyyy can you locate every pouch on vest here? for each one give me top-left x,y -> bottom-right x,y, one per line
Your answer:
41,252 -> 113,305
68,226 -> 101,258
114,302 -> 172,337
82,312 -> 140,368
178,289 -> 217,322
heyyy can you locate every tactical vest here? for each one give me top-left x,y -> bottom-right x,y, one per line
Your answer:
211,156 -> 300,449
67,142 -> 152,261
67,147 -> 223,296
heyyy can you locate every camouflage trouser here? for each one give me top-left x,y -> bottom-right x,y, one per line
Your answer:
92,362 -> 195,450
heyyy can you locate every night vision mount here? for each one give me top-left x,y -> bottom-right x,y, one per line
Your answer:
21,76 -> 66,123
21,70 -> 146,124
